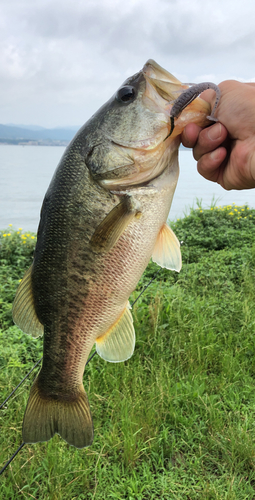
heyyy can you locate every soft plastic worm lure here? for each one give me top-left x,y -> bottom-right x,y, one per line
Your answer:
167,82 -> 221,138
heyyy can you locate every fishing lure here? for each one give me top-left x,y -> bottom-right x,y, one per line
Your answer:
168,82 -> 221,138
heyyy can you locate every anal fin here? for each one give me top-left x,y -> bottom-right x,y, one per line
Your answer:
152,223 -> 182,272
12,265 -> 43,337
96,302 -> 135,362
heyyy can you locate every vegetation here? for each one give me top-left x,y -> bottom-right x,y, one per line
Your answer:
1,204 -> 255,499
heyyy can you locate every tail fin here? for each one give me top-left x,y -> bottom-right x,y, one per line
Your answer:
22,377 -> 93,448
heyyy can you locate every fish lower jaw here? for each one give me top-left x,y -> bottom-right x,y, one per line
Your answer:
101,135 -> 180,190
110,127 -> 169,151
100,168 -> 164,190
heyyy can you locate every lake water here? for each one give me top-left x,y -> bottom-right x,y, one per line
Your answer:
1,144 -> 255,233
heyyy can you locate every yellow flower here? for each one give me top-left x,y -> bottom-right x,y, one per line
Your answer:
18,227 -> 22,230
17,231 -> 20,234
31,236 -> 35,239
3,234 -> 6,237
8,224 -> 12,226
7,233 -> 11,236
229,212 -> 234,215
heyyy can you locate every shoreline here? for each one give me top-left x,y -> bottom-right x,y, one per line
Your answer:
0,139 -> 69,147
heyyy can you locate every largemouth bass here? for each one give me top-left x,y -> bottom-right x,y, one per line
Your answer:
13,60 -> 215,448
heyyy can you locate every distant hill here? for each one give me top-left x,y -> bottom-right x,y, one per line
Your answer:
0,123 -> 190,149
0,124 -> 80,145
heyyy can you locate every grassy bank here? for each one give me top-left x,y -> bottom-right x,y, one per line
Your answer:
1,204 -> 255,499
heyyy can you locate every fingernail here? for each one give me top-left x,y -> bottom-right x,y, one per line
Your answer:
209,149 -> 221,161
208,123 -> 222,141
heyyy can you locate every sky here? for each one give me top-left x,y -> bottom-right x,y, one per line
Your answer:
1,0 -> 255,128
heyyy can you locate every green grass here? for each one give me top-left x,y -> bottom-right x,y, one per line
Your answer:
1,204 -> 255,499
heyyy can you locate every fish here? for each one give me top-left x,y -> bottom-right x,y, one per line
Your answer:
12,59 -> 216,449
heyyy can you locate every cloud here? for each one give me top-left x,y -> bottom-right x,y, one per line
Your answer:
0,0 -> 254,126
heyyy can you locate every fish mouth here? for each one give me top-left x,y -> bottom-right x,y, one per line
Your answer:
110,60 -> 211,151
100,60 -> 211,190
109,61 -> 186,151
142,59 -> 187,102
142,59 -> 211,137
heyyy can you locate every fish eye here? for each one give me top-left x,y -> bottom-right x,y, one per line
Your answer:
116,86 -> 136,103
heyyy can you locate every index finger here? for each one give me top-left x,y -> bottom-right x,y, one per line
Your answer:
193,123 -> 228,161
181,123 -> 202,148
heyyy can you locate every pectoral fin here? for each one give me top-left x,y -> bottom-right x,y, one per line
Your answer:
96,302 -> 135,362
12,265 -> 44,337
90,195 -> 141,252
152,223 -> 182,272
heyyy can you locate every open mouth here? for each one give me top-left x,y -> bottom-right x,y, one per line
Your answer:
142,59 -> 212,138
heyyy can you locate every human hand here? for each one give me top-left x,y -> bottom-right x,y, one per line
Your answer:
181,81 -> 255,190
